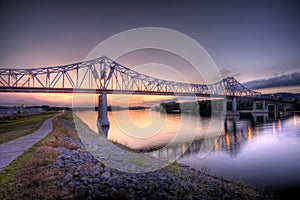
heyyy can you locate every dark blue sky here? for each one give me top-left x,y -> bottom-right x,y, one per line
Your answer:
0,0 -> 299,86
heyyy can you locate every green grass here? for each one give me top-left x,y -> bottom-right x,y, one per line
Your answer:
0,111 -> 74,200
0,145 -> 36,199
0,112 -> 57,144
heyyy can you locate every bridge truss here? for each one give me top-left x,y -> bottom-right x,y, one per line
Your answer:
0,56 -> 260,97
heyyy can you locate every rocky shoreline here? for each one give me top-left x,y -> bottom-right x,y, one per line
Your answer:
47,114 -> 275,199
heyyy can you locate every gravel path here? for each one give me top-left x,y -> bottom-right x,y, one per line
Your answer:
0,117 -> 55,171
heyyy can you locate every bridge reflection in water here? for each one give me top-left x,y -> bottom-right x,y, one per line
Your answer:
82,111 -> 300,188
95,111 -> 291,162
92,108 -> 297,161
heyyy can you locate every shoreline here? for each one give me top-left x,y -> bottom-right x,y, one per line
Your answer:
0,111 -> 276,199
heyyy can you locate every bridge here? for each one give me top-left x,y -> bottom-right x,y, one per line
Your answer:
0,56 -> 292,126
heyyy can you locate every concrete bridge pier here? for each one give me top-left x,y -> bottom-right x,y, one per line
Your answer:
98,93 -> 109,127
278,104 -> 288,115
224,97 -> 239,116
283,104 -> 287,112
267,103 -> 279,113
274,104 -> 278,113
252,100 -> 268,114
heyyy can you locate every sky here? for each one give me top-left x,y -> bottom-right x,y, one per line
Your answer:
0,0 -> 299,106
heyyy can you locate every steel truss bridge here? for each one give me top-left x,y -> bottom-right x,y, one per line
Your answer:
0,56 -> 260,97
0,56 -> 294,126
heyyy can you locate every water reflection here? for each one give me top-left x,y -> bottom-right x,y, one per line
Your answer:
225,132 -> 231,150
278,119 -> 282,132
178,113 -> 300,188
214,139 -> 219,152
91,111 -> 298,160
148,113 -> 297,160
252,113 -> 269,124
255,127 -> 259,136
76,110 -> 300,188
272,122 -> 277,136
247,125 -> 252,141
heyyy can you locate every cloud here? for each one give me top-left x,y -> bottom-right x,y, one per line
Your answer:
0,93 -> 72,106
243,72 -> 300,90
0,96 -> 50,106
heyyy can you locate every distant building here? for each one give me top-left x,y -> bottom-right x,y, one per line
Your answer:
0,107 -> 18,116
23,107 -> 44,114
0,105 -> 45,116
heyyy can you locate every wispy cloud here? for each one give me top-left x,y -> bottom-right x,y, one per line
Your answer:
244,72 -> 300,90
0,93 -> 72,106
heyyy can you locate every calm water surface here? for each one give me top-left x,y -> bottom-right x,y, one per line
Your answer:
76,110 -> 300,189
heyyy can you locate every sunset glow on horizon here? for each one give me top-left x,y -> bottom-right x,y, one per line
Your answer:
0,0 -> 299,107
2,83 -> 299,108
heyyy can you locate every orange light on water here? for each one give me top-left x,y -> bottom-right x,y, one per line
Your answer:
129,109 -> 152,128
214,138 -> 219,152
272,122 -> 277,135
225,132 -> 230,150
278,119 -> 282,132
247,126 -> 252,141
255,127 -> 259,136
294,115 -> 297,127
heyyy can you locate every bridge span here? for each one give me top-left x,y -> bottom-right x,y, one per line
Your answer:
0,56 -> 293,126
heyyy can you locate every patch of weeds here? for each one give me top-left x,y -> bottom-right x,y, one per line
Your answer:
0,111 -> 76,199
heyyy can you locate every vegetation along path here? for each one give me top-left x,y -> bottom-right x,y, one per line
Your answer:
0,112 -> 57,144
0,115 -> 56,171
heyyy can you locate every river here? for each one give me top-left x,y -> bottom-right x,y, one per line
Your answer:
75,109 -> 300,190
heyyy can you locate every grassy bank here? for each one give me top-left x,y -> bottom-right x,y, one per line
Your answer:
0,111 -> 78,199
0,112 -> 57,144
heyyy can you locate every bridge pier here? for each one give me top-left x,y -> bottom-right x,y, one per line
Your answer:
224,97 -> 240,116
252,100 -> 268,114
98,93 -> 109,127
282,104 -> 287,112
267,103 -> 279,113
278,104 -> 287,113
273,104 -> 278,113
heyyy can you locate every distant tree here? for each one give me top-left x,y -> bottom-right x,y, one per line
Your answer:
41,105 -> 50,111
160,102 -> 180,113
